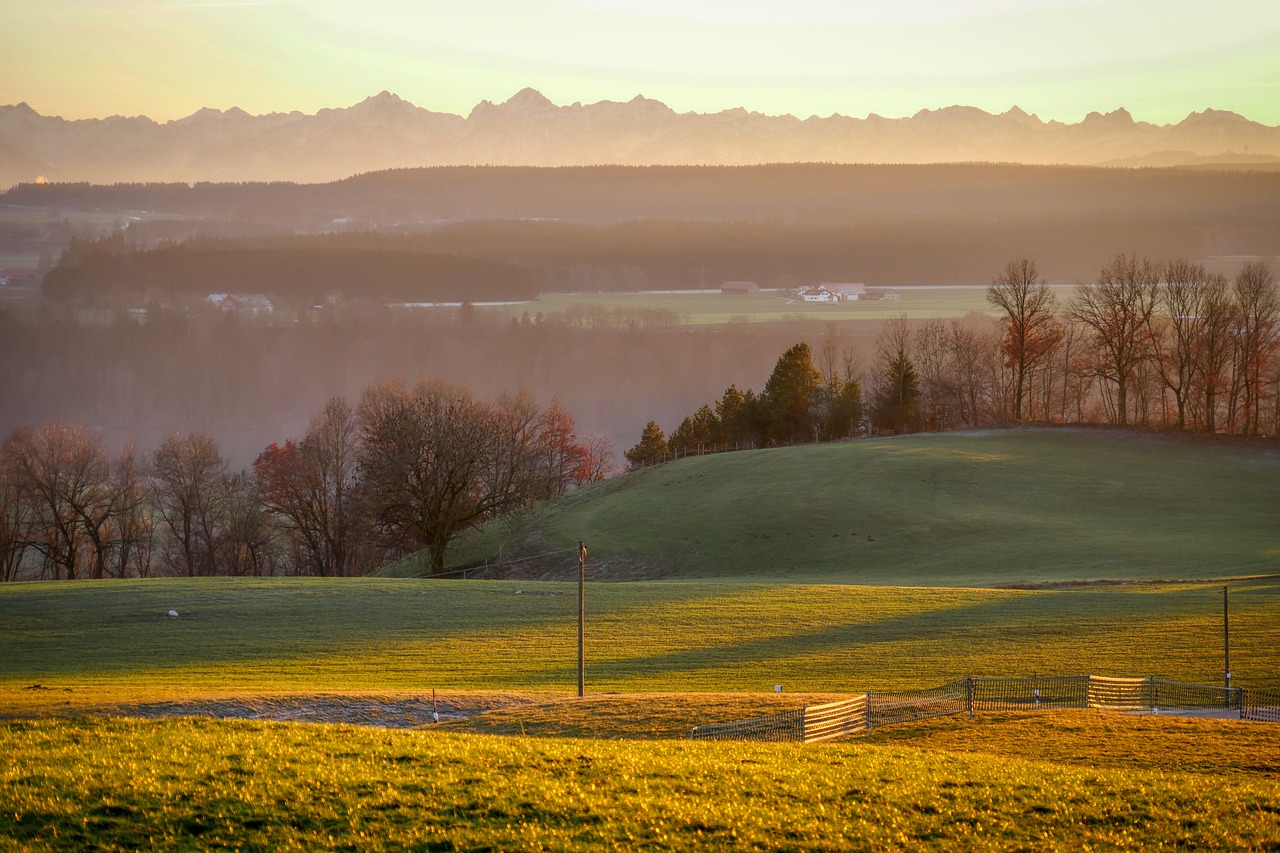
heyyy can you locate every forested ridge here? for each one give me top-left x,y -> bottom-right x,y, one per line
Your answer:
14,163 -> 1280,296
6,163 -> 1279,224
39,214 -> 1275,303
42,234 -> 538,303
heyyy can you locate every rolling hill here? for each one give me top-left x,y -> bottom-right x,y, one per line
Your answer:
425,427 -> 1280,586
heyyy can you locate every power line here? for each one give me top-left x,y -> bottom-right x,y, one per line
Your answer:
423,546 -> 579,579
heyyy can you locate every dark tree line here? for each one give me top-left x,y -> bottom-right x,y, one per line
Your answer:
39,217 -> 1230,301
42,233 -> 538,304
0,386 -> 611,581
6,164 -> 1278,229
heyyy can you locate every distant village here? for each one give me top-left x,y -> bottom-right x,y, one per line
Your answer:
721,281 -> 901,302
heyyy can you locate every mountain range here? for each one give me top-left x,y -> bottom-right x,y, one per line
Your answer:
2,89 -> 1279,188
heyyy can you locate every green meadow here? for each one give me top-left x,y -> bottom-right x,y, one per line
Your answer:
3,576 -> 1278,714
487,286 -> 1049,324
429,428 -> 1280,586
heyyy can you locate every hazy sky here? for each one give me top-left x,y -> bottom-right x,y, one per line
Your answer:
5,0 -> 1279,124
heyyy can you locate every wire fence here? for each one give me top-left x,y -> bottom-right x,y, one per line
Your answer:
688,707 -> 806,742
689,675 -> 1280,742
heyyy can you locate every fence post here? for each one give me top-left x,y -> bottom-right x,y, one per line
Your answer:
865,692 -> 873,731
967,676 -> 974,720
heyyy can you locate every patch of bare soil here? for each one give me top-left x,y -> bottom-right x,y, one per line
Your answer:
107,693 -> 538,729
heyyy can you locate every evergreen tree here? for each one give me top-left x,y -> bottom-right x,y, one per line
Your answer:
623,421 -> 669,469
762,342 -> 823,443
668,405 -> 720,455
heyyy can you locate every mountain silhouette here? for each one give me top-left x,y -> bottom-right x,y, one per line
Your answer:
2,90 -> 1278,188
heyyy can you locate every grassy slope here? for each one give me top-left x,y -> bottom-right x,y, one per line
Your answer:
3,577 -> 1278,713
2,716 -> 1278,851
439,428 -> 1280,585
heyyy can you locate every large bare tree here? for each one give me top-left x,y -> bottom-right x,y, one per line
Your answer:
151,432 -> 231,577
255,397 -> 363,576
3,422 -> 118,580
1070,254 -> 1161,426
0,445 -> 34,582
1233,261 -> 1279,436
987,259 -> 1062,422
357,380 -> 549,575
1150,260 -> 1226,430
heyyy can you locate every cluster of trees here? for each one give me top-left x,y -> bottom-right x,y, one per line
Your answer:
0,384 -> 610,581
625,254 -> 1280,461
981,255 -> 1279,435
859,255 -> 1279,436
625,342 -> 863,466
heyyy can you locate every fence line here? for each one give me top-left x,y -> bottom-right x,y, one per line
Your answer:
1242,688 -> 1280,723
804,697 -> 870,743
688,707 -> 806,742
689,675 -> 1279,742
974,675 -> 1089,711
868,679 -> 969,728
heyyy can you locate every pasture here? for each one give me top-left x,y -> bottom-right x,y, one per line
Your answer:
3,575 -> 1277,716
3,715 -> 1279,850
487,285 -> 1077,324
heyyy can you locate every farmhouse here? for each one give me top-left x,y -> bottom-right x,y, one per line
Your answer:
721,280 -> 760,295
822,282 -> 868,301
867,288 -> 901,301
797,285 -> 835,302
795,282 -> 868,303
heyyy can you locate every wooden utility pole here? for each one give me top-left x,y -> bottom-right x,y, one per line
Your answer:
1224,585 -> 1231,693
578,541 -> 588,698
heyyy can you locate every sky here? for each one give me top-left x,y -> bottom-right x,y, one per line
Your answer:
4,0 -> 1279,125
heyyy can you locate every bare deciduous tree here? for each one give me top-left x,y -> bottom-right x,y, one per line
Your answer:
1183,275 -> 1236,433
1233,261 -> 1279,437
357,380 -> 549,575
151,432 -> 231,577
107,442 -> 153,578
1070,254 -> 1161,426
255,397 -> 363,577
0,446 -> 33,582
987,259 -> 1062,422
3,422 -> 118,580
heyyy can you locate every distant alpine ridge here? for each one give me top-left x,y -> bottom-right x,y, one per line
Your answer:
2,88 -> 1279,187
